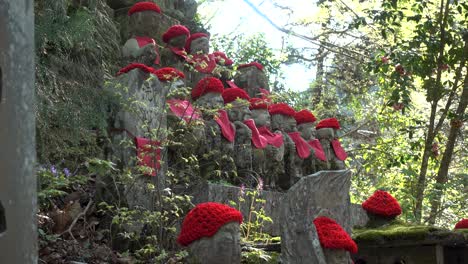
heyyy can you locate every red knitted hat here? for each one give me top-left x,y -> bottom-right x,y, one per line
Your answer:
191,77 -> 224,100
177,202 -> 243,246
116,63 -> 155,76
249,97 -> 270,110
153,67 -> 185,82
238,62 -> 264,71
268,103 -> 295,117
314,216 -> 358,254
222,88 -> 250,104
362,190 -> 402,218
162,25 -> 190,43
454,219 -> 468,229
213,51 -> 233,66
184,33 -> 209,53
295,109 -> 317,124
316,118 -> 341,129
128,2 -> 161,16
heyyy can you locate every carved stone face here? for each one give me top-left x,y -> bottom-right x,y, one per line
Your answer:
316,128 -> 335,140
297,122 -> 316,140
194,92 -> 224,119
271,114 -> 297,132
130,11 -> 162,37
251,109 -> 270,128
188,222 -> 241,264
234,68 -> 269,97
226,100 -> 251,122
190,37 -> 209,54
168,35 -> 187,48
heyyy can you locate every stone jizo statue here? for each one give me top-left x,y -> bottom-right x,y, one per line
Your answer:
233,62 -> 269,98
160,25 -> 190,69
127,2 -> 163,39
295,109 -> 324,175
177,202 -> 243,264
315,118 -> 347,170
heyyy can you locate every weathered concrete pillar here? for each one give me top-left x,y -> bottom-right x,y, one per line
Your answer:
0,0 -> 37,263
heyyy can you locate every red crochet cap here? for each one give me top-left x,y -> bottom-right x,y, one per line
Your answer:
249,97 -> 270,110
268,103 -> 295,117
316,117 -> 341,130
177,202 -> 243,246
362,190 -> 402,218
454,219 -> 468,229
162,25 -> 190,43
128,2 -> 161,16
314,216 -> 358,254
295,109 -> 317,124
153,67 -> 185,82
116,63 -> 155,76
191,77 -> 224,100
184,33 -> 209,53
238,62 -> 264,71
222,88 -> 250,104
213,51 -> 233,66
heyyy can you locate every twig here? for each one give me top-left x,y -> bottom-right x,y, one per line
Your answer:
60,199 -> 93,240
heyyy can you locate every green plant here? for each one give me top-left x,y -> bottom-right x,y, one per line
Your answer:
242,248 -> 279,264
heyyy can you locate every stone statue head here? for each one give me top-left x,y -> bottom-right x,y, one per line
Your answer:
195,92 -> 224,112
269,103 -> 297,132
177,202 -> 243,264
233,62 -> 269,97
153,67 -> 186,97
128,2 -> 162,38
249,98 -> 271,128
222,88 -> 251,122
315,118 -> 341,140
294,110 -> 317,140
185,33 -> 210,54
192,77 -> 225,111
163,25 -> 190,48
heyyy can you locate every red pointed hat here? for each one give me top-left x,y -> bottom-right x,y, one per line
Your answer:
238,62 -> 264,71
316,117 -> 341,129
313,216 -> 358,254
116,63 -> 155,76
177,202 -> 243,246
222,88 -> 250,104
268,103 -> 295,117
162,25 -> 190,43
184,33 -> 209,53
295,109 -> 317,124
213,51 -> 233,66
128,2 -> 161,16
153,67 -> 185,82
454,219 -> 468,229
249,97 -> 270,110
362,190 -> 402,218
191,77 -> 224,100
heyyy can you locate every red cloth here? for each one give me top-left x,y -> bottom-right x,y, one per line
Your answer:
167,99 -> 200,122
177,202 -> 243,246
116,63 -> 155,76
184,33 -> 209,53
316,118 -> 341,129
162,25 -> 190,43
249,97 -> 270,110
215,110 -> 235,142
135,137 -> 161,176
222,88 -> 250,104
213,51 -> 233,66
308,139 -> 327,161
134,36 -> 160,65
186,53 -> 217,74
238,62 -> 264,71
243,119 -> 267,149
259,88 -> 270,97
226,81 -> 239,88
331,139 -> 347,161
154,67 -> 185,82
362,190 -> 402,218
287,132 -> 311,159
295,109 -> 317,124
191,77 -> 224,100
268,103 -> 295,117
454,219 -> 468,229
313,216 -> 358,254
169,47 -> 188,59
128,1 -> 161,15
258,126 -> 283,147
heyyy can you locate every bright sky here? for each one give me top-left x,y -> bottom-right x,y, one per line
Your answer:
197,0 -> 319,92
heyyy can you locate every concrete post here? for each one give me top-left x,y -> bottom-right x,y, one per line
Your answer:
0,0 -> 37,263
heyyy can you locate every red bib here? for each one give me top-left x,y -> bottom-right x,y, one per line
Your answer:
331,139 -> 347,161
134,36 -> 160,65
186,54 -> 217,74
135,137 -> 161,176
258,126 -> 284,147
169,46 -> 188,59
215,110 -> 235,142
243,119 -> 267,149
167,99 -> 200,122
287,132 -> 311,159
308,139 -> 327,161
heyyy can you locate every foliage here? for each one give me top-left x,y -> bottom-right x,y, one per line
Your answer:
242,248 -> 279,264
